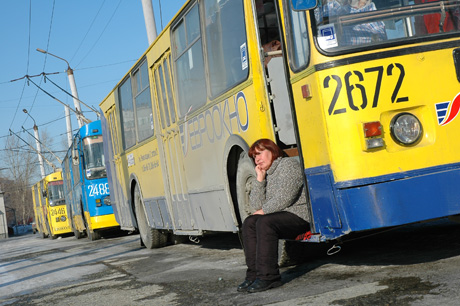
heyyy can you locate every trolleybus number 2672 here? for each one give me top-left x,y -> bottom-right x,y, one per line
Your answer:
325,62 -> 409,116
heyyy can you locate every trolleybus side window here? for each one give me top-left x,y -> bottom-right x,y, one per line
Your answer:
284,0 -> 309,71
203,0 -> 248,97
119,77 -> 136,149
118,59 -> 153,149
158,63 -> 171,127
163,55 -> 176,123
133,61 -> 153,142
172,3 -> 207,118
155,66 -> 168,128
108,111 -> 119,156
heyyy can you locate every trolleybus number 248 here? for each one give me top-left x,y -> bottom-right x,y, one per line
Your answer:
87,183 -> 110,197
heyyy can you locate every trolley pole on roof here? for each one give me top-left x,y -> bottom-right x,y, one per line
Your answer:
65,105 -> 73,148
36,48 -> 84,129
141,0 -> 158,45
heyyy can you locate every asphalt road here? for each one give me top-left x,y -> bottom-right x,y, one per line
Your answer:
2,218 -> 460,305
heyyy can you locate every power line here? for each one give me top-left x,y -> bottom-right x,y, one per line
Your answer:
25,76 -> 91,124
69,0 -> 107,64
1,114 -> 76,141
43,75 -> 100,116
75,0 -> 123,69
28,0 -> 56,116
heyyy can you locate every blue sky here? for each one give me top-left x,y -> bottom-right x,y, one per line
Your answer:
0,0 -> 186,176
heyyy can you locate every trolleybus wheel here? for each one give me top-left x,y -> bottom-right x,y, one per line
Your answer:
235,152 -> 256,225
87,229 -> 101,241
134,184 -> 167,249
73,228 -> 84,239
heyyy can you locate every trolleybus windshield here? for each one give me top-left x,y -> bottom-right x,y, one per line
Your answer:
82,135 -> 106,180
48,181 -> 65,207
313,0 -> 460,52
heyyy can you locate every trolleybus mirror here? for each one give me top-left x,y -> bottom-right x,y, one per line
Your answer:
291,0 -> 317,10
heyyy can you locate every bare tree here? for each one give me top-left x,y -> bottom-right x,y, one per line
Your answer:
1,134 -> 38,225
1,126 -> 68,226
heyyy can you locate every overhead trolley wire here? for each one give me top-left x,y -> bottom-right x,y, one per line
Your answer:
74,0 -> 123,69
69,0 -> 107,64
7,0 -> 33,133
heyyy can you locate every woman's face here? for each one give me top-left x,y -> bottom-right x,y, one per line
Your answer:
253,148 -> 273,171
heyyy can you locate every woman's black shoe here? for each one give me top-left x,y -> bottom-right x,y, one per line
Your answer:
237,279 -> 254,292
247,278 -> 282,293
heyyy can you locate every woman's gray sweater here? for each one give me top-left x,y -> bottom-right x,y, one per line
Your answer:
249,157 -> 310,222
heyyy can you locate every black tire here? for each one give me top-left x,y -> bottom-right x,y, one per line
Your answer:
87,229 -> 101,241
72,219 -> 84,239
235,152 -> 257,225
40,231 -> 47,239
73,229 -> 84,239
134,185 -> 168,249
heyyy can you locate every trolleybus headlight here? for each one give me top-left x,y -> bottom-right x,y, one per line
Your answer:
390,113 -> 422,146
103,196 -> 111,206
60,216 -> 66,222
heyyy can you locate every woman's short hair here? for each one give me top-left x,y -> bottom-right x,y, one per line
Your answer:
248,138 -> 284,163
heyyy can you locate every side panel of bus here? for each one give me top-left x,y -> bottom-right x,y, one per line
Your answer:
101,105 -> 136,230
63,134 -> 86,236
32,183 -> 49,238
143,0 -> 275,233
100,0 -> 279,239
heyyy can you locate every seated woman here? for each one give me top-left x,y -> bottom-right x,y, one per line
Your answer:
237,139 -> 310,293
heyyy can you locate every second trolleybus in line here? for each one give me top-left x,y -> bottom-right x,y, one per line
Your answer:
32,170 -> 72,239
62,120 -> 119,240
99,0 -> 460,249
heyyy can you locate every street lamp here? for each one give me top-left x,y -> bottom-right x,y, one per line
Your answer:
23,109 -> 46,179
22,108 -> 36,127
36,48 -> 84,128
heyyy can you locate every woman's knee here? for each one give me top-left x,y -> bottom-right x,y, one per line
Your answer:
255,215 -> 277,233
242,215 -> 260,232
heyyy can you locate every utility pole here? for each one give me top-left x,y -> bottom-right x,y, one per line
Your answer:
36,48 -> 84,128
22,109 -> 45,179
141,0 -> 158,45
9,128 -> 57,174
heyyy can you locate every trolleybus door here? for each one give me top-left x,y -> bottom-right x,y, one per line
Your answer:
105,107 -> 135,229
153,55 -> 194,231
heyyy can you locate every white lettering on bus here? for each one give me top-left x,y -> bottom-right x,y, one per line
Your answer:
88,183 -> 110,197
180,91 -> 248,156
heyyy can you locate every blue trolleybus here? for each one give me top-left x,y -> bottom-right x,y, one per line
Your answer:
62,120 -> 119,240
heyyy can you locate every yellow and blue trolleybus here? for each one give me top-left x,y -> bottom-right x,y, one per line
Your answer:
99,0 -> 460,248
62,120 -> 119,240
